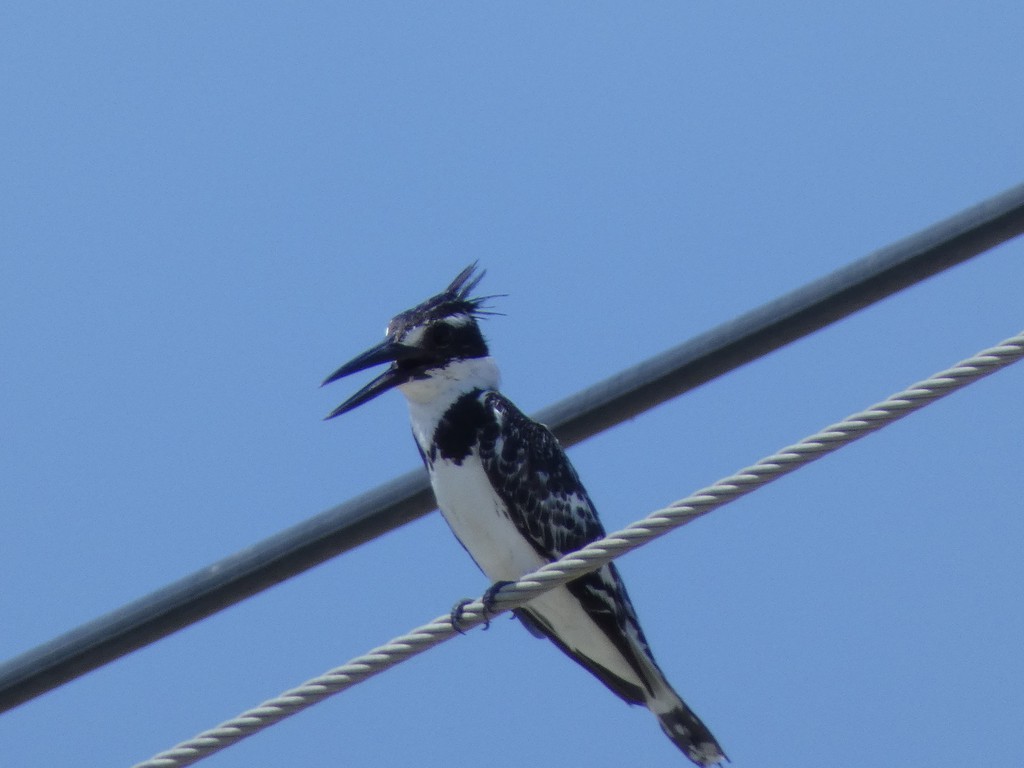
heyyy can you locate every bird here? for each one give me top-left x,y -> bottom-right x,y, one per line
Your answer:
323,263 -> 726,766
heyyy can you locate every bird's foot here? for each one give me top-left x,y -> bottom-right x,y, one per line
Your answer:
480,580 -> 514,630
449,580 -> 514,633
449,598 -> 474,634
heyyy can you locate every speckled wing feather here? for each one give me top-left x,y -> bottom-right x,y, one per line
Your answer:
477,392 -> 605,555
476,391 -> 662,704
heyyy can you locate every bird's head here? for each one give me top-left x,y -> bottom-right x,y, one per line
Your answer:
322,262 -> 500,419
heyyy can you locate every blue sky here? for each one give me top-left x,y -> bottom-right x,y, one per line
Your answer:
2,4 -> 1022,767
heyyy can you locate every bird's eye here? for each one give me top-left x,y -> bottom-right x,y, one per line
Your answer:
430,323 -> 453,347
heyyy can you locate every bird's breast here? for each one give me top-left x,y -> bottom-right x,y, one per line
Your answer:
428,454 -> 547,582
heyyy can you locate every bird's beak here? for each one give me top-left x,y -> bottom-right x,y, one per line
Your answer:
322,338 -> 422,420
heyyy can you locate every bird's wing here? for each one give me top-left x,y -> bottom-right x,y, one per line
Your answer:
478,391 -> 606,558
478,391 -> 661,703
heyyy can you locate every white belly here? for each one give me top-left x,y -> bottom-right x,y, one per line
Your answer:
429,454 -> 643,689
429,453 -> 546,581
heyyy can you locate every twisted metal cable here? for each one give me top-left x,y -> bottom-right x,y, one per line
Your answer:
134,330 -> 1024,768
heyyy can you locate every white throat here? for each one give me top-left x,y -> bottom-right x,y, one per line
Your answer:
399,356 -> 500,450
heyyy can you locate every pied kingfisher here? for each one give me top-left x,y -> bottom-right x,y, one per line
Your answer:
323,264 -> 725,766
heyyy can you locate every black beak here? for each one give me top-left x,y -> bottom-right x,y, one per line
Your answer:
322,338 -> 422,420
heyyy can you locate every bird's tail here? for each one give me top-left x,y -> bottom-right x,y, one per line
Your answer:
650,688 -> 727,767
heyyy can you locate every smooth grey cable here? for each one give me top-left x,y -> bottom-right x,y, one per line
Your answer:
2,182 -> 1023,714
132,329 -> 1024,768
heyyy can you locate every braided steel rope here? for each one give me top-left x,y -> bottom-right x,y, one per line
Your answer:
133,329 -> 1024,768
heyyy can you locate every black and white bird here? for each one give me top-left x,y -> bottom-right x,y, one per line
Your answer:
323,264 -> 725,766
